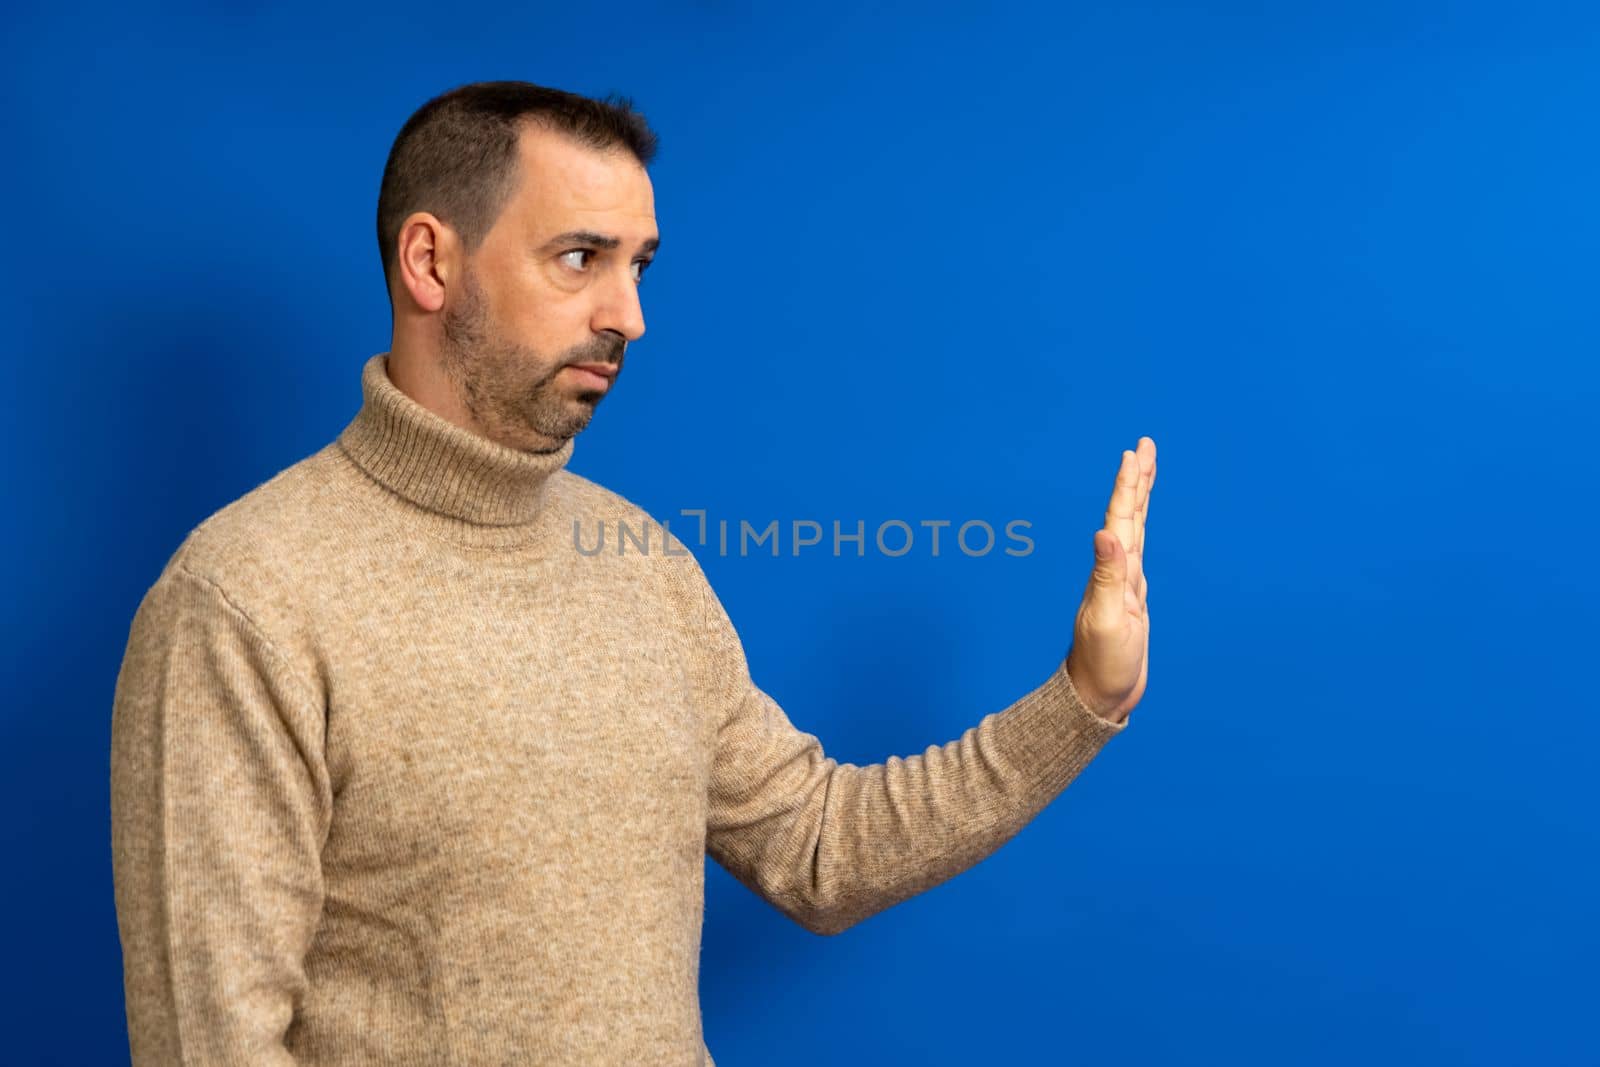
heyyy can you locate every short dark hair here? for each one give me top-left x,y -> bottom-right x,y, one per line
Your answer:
375,80 -> 659,296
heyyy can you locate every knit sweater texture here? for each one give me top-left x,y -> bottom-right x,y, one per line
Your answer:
109,352 -> 1128,1066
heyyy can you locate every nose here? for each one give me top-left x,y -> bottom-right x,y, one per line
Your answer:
592,265 -> 646,342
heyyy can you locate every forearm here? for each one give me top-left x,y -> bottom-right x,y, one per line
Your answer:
707,659 -> 1126,936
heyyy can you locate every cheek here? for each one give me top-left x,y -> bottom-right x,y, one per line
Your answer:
503,287 -> 589,354
496,272 -> 550,326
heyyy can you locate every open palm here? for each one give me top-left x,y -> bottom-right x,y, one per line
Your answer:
1065,436 -> 1156,724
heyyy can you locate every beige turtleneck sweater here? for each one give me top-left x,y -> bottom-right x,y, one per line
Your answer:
109,352 -> 1128,1066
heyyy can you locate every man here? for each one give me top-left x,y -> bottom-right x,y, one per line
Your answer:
110,80 -> 1157,1066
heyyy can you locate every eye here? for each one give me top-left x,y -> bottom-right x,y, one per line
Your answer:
559,249 -> 595,271
631,259 -> 652,283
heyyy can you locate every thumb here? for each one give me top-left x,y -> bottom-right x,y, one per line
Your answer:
1091,529 -> 1125,594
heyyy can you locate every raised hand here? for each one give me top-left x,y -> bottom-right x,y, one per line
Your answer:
1064,436 -> 1156,724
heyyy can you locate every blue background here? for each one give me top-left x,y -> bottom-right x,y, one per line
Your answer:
5,1 -> 1596,1064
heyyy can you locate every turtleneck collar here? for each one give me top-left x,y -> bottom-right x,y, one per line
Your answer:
336,353 -> 575,527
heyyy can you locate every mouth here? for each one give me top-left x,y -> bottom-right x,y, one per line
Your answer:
565,363 -> 617,390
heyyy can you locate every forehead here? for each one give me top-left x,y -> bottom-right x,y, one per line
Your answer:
508,123 -> 656,239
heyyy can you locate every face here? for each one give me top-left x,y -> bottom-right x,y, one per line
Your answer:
437,123 -> 658,452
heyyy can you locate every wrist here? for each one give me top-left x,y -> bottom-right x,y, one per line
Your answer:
1063,649 -> 1129,725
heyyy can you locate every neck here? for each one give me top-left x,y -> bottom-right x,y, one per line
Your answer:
336,353 -> 576,528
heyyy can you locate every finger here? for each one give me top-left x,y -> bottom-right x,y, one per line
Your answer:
1104,449 -> 1139,554
1140,461 -> 1156,552
1140,467 -> 1153,552
1134,437 -> 1155,556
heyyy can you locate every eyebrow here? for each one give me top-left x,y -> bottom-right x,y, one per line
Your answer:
540,229 -> 659,257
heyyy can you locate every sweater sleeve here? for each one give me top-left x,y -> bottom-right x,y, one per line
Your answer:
110,560 -> 331,1065
692,571 -> 1128,937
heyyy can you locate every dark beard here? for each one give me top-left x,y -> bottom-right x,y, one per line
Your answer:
438,269 -> 625,452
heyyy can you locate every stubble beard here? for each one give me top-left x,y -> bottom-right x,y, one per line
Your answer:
438,265 -> 624,453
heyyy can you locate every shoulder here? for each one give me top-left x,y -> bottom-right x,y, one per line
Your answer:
547,467 -> 712,616
547,468 -> 701,555
546,467 -> 656,526
139,444 -> 348,662
169,444 -> 342,582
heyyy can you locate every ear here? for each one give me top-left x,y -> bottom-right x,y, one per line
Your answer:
395,211 -> 455,314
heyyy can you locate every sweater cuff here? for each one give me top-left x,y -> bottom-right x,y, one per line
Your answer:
999,658 -> 1129,802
